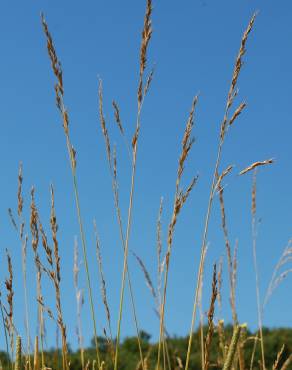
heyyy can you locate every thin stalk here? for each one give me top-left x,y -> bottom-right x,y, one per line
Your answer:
99,83 -> 144,369
41,16 -> 101,367
114,1 -> 153,368
0,297 -> 10,368
184,14 -> 257,370
71,165 -> 101,368
251,171 -> 266,370
114,109 -> 141,370
185,141 -> 223,370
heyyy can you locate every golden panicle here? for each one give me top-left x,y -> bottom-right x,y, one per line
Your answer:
177,95 -> 198,184
138,0 -> 153,105
219,13 -> 257,141
39,221 -> 53,268
168,175 -> 198,247
228,13 -> 257,107
239,158 -> 274,175
41,14 -> 65,115
215,165 -> 233,192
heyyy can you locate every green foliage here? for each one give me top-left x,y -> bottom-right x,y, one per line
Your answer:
18,326 -> 291,370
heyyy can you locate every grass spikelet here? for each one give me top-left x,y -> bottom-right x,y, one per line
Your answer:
273,344 -> 285,370
223,325 -> 242,370
33,337 -> 39,370
15,336 -> 22,370
177,96 -> 198,184
138,0 -> 153,106
229,102 -> 246,126
17,162 -> 23,217
4,249 -> 14,362
112,100 -> 124,136
203,264 -> 218,370
239,158 -> 274,175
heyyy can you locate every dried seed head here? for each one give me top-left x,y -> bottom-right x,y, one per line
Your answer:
17,162 -> 23,216
239,158 -> 273,175
138,0 -> 153,105
112,100 -> 124,136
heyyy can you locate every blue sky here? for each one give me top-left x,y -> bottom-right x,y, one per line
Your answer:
0,0 -> 291,351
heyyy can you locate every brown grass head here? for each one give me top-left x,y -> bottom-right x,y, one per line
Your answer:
17,162 -> 24,217
138,0 -> 153,106
112,100 -> 124,136
98,79 -> 111,167
204,264 -> 218,370
239,158 -> 274,176
50,185 -> 61,283
30,187 -> 39,254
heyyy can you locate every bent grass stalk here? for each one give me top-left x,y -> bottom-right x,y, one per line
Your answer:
251,171 -> 266,370
98,81 -> 145,369
184,13 -> 257,370
114,2 -> 153,370
157,96 -> 199,370
41,15 -> 101,368
239,161 -> 273,370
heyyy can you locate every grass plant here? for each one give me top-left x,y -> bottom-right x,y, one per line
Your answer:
0,2 -> 291,370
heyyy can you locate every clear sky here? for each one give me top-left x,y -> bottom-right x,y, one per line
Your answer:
0,0 -> 291,351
